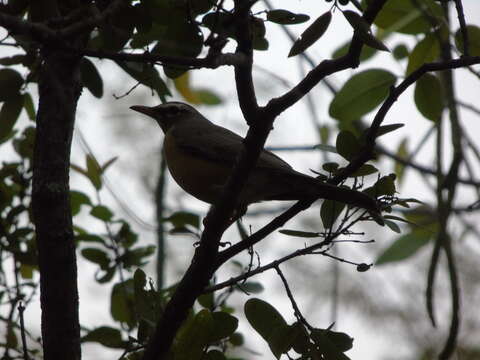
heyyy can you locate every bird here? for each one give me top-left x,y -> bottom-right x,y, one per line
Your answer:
130,102 -> 379,220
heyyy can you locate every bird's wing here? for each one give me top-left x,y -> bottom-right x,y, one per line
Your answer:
172,121 -> 294,171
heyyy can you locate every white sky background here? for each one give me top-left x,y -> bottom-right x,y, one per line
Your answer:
1,0 -> 480,359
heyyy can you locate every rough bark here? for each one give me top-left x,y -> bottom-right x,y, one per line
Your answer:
32,48 -> 82,360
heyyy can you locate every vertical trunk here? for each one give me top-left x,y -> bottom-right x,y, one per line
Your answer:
32,48 -> 82,360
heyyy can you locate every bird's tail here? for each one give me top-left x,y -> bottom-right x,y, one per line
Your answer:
265,171 -> 380,215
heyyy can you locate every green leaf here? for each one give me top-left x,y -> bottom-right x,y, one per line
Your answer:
336,130 -> 361,161
244,298 -> 287,340
0,95 -> 23,143
90,205 -> 114,222
376,232 -> 431,265
322,162 -> 339,173
240,282 -> 264,294
115,61 -> 170,98
373,0 -> 442,35
288,11 -> 332,57
70,190 -> 92,216
321,200 -> 346,228
279,229 -> 320,238
174,309 -> 214,360
267,9 -> 310,25
455,25 -> 480,56
111,279 -> 136,327
384,219 -> 401,233
373,123 -> 404,138
392,44 -> 409,60
80,58 -> 104,98
164,211 -> 200,229
332,40 -> 377,62
329,69 -> 396,123
209,312 -> 239,342
0,69 -> 23,101
82,326 -> 125,348
343,10 -> 389,52
406,33 -> 440,75
198,292 -> 214,309
153,20 -> 203,78
311,329 -> 352,359
81,248 -> 110,269
23,93 -> 35,120
373,174 -> 396,196
86,154 -> 102,190
229,332 -> 244,346
195,89 -> 222,105
245,298 -> 288,358
311,328 -> 353,352
394,138 -> 408,183
414,73 -> 444,121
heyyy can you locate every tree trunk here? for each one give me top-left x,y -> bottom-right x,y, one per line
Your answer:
32,48 -> 82,360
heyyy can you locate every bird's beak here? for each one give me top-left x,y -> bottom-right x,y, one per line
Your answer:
130,105 -> 155,118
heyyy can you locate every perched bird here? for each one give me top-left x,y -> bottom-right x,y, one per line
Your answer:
130,102 -> 379,218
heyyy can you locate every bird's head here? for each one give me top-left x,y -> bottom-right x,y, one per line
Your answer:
130,102 -> 201,133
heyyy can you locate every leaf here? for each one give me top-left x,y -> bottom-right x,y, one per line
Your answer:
394,138 -> 409,183
267,9 -> 310,25
384,219 -> 401,233
373,123 -> 404,138
392,44 -> 409,60
455,25 -> 480,56
288,11 -> 332,57
329,69 -> 396,123
86,154 -> 102,190
332,40 -> 377,62
82,326 -> 125,348
376,232 -> 431,265
23,93 -> 35,120
343,10 -> 389,52
0,95 -> 23,143
195,89 -> 222,105
111,279 -> 136,327
240,282 -> 264,294
90,205 -> 114,222
101,156 -> 118,173
0,69 -> 23,101
279,229 -> 320,238
244,298 -> 287,341
406,33 -> 440,75
373,0 -> 443,35
310,329 -> 352,360
321,200 -> 346,228
209,312 -> 239,342
163,211 -> 200,229
374,174 -> 396,196
80,58 -> 104,98
245,298 -> 289,359
414,73 -> 444,121
115,61 -> 170,98
81,248 -> 110,269
174,309 -> 214,360
70,190 -> 92,216
336,130 -> 361,161
153,20 -> 203,78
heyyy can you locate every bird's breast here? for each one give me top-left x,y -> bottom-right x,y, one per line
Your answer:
163,132 -> 231,204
